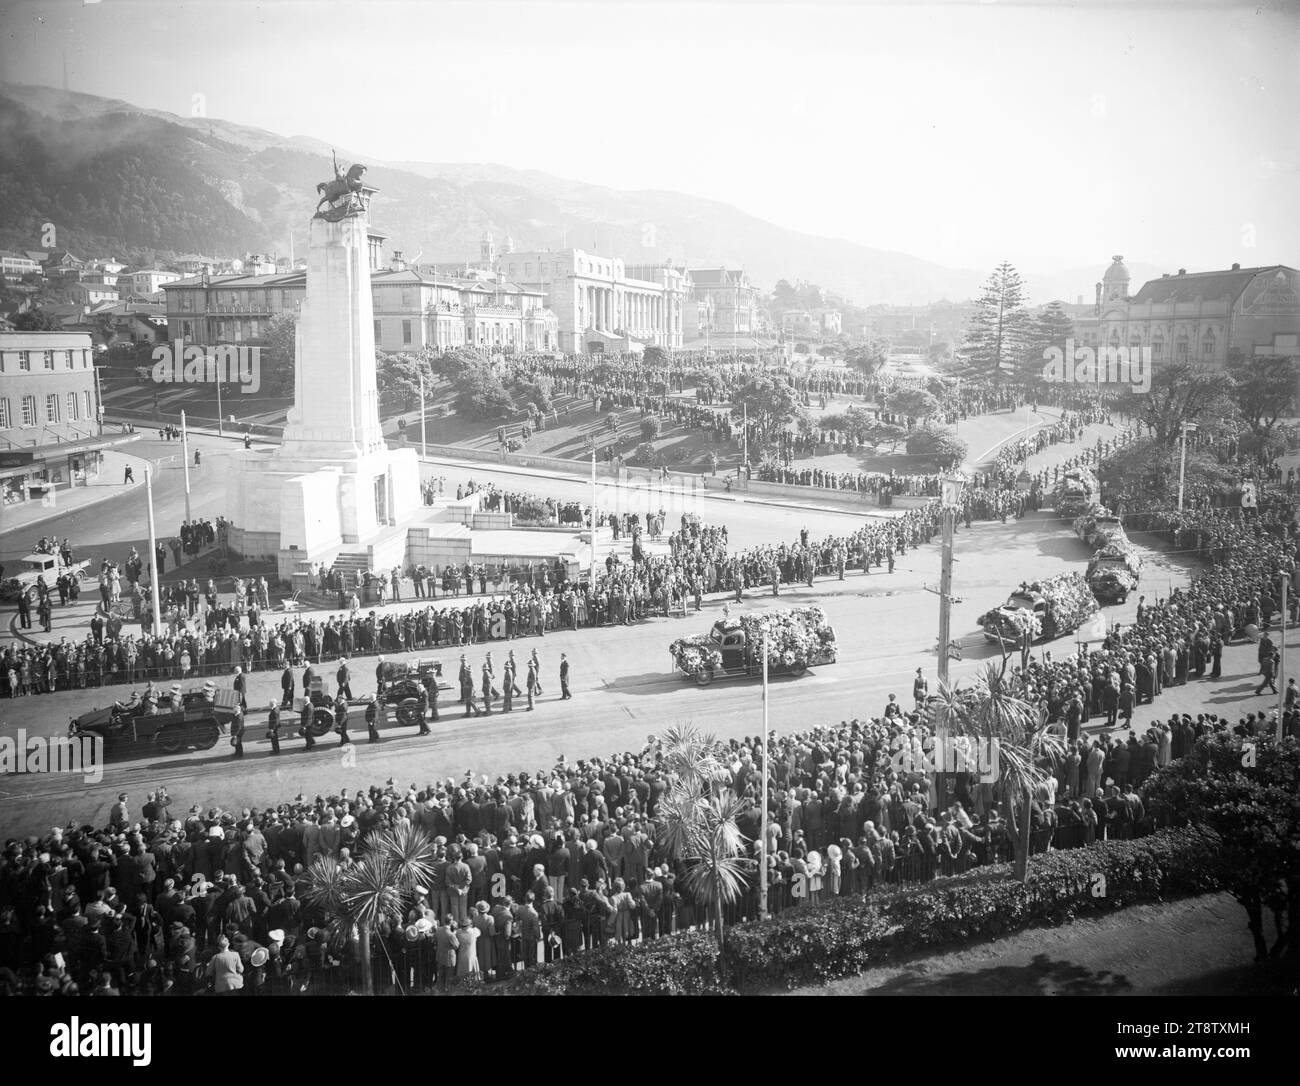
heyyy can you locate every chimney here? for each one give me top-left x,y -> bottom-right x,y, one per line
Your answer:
391,250 -> 405,271
1177,268 -> 1186,276
1231,262 -> 1240,271
1161,273 -> 1170,278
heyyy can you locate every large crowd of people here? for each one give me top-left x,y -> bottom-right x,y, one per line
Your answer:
2,460 -> 1297,995
2,672 -> 1295,995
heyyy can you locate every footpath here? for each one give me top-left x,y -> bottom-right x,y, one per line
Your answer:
790,892 -> 1283,996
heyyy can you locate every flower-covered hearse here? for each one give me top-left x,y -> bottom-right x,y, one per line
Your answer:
670,606 -> 837,686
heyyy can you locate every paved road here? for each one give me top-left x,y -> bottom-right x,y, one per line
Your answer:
0,432 -> 266,568
6,504 -> 1282,837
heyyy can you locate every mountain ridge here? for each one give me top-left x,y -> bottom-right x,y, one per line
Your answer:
0,83 -> 1155,306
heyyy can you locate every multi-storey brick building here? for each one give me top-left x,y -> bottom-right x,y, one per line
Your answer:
0,331 -> 121,507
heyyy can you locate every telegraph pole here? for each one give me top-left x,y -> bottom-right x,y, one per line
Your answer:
1279,572 -> 1290,741
418,368 -> 427,457
145,463 -> 163,636
936,475 -> 964,687
180,409 -> 192,523
1177,421 -> 1196,511
589,442 -> 598,586
215,375 -> 224,438
760,630 -> 769,918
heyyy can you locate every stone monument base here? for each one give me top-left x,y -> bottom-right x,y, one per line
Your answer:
225,444 -> 422,581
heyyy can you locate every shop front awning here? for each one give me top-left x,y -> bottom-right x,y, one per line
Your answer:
0,430 -> 142,470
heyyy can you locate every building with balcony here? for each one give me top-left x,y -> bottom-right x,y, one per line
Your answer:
0,251 -> 41,282
687,267 -> 760,336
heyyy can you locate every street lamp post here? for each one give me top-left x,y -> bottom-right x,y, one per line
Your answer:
180,409 -> 192,523
144,463 -> 163,636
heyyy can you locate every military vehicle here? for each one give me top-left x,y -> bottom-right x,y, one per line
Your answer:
68,687 -> 244,754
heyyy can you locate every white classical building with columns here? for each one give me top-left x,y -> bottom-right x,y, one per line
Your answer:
496,248 -> 688,353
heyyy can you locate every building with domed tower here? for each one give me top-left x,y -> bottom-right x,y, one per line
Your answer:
1071,255 -> 1299,365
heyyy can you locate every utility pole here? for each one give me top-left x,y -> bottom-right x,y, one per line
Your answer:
180,410 -> 192,523
589,442 -> 598,586
145,463 -> 163,636
742,401 -> 748,469
760,629 -> 769,919
215,373 -> 224,438
418,368 -> 427,458
936,474 -> 964,687
93,362 -> 105,436
1177,421 -> 1197,511
1279,572 -> 1290,741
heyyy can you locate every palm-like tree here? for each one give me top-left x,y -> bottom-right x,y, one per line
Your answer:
302,824 -> 437,993
654,723 -> 754,949
928,660 -> 1065,882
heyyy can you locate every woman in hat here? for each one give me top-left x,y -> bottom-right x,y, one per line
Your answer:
454,915 -> 480,980
471,901 -> 495,976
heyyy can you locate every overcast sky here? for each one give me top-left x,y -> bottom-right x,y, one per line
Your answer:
2,0 -> 1296,274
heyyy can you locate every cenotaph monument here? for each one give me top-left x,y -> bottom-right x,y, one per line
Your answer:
225,161 -> 422,580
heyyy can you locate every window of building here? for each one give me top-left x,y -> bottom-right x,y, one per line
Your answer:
63,350 -> 73,368
1175,336 -> 1189,362
42,350 -> 54,369
84,391 -> 93,419
524,263 -> 532,277
374,320 -> 382,343
402,320 -> 412,345
67,393 -> 78,420
46,393 -> 60,423
1151,337 -> 1163,361
0,398 -> 9,428
1201,334 -> 1215,359
21,395 -> 36,427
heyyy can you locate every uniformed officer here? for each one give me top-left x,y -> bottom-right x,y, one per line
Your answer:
416,684 -> 431,735
266,700 -> 281,755
374,656 -> 386,697
336,658 -> 353,700
335,695 -> 350,746
299,700 -> 316,750
366,699 -> 381,743
232,666 -> 247,711
525,660 -> 539,711
230,711 -> 245,759
481,664 -> 494,715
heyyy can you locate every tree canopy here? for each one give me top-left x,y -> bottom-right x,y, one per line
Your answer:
905,424 -> 967,468
1124,360 -> 1235,444
963,262 -> 1033,382
1228,354 -> 1299,440
730,375 -> 805,434
1142,733 -> 1300,965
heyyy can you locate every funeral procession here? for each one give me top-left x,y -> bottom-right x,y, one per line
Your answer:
0,2 -> 1296,1049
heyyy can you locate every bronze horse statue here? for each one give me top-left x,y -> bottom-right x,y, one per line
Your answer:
315,160 -> 368,218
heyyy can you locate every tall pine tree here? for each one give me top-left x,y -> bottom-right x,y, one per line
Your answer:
1018,300 -> 1076,390
963,262 -> 1032,383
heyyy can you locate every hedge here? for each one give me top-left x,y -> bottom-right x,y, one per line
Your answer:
504,827 -> 1221,995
